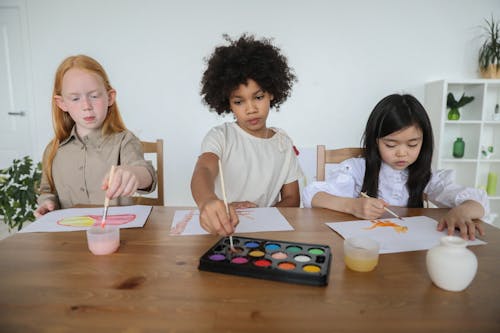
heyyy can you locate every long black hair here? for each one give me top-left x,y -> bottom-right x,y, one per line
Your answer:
361,94 -> 434,207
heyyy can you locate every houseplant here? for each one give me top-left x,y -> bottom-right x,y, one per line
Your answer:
479,16 -> 500,78
447,92 -> 474,120
0,156 -> 42,231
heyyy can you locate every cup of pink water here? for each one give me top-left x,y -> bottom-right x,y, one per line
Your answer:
86,226 -> 120,255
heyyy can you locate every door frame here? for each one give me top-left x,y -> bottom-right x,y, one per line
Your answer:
1,0 -> 37,164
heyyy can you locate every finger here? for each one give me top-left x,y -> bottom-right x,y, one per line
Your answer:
229,206 -> 239,228
436,219 -> 446,231
458,223 -> 468,240
476,222 -> 486,236
466,221 -> 477,240
446,221 -> 456,236
217,209 -> 234,235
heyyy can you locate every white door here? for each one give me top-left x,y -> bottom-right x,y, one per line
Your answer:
0,6 -> 32,169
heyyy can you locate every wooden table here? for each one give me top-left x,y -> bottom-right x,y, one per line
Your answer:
0,207 -> 499,333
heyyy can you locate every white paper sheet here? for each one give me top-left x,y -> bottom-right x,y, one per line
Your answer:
170,207 -> 294,236
326,216 -> 486,254
20,205 -> 152,233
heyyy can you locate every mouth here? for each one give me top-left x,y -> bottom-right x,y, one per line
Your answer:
248,118 -> 260,126
395,161 -> 407,166
83,116 -> 95,122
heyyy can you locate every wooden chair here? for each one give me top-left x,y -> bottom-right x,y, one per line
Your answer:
133,139 -> 164,206
316,145 -> 364,181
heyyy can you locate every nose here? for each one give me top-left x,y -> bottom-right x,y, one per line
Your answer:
245,100 -> 258,114
395,146 -> 407,157
81,96 -> 93,111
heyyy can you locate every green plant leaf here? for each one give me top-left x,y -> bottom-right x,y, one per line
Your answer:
0,156 -> 42,231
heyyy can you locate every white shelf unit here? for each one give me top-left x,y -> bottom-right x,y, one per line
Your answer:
425,79 -> 500,224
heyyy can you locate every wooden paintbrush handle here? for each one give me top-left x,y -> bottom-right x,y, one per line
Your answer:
104,165 -> 116,205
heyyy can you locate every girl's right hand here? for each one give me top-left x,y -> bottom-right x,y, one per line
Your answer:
351,197 -> 387,220
34,200 -> 56,218
199,198 -> 239,235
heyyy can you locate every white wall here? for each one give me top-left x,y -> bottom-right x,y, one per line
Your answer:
22,0 -> 500,205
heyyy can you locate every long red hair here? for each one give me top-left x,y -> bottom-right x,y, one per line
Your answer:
44,55 -> 126,191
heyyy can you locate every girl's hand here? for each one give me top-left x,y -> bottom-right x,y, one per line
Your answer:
199,198 -> 239,235
101,166 -> 140,199
230,201 -> 257,209
437,202 -> 485,240
34,199 -> 56,218
351,197 -> 387,220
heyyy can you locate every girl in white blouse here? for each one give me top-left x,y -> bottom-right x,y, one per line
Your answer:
303,94 -> 489,240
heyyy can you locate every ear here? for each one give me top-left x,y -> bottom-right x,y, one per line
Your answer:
54,95 -> 68,112
107,89 -> 116,106
269,93 -> 274,101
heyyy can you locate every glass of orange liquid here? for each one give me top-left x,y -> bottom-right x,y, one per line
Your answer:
344,237 -> 380,272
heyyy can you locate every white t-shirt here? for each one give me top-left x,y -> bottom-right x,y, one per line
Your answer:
201,122 -> 303,207
302,157 -> 489,216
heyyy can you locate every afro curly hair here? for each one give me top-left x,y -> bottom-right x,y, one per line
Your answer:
200,34 -> 297,115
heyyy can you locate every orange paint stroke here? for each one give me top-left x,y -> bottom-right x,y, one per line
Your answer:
364,219 -> 408,233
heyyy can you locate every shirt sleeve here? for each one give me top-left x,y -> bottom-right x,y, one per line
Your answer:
425,169 -> 490,216
119,131 -> 157,194
200,126 -> 224,158
37,143 -> 60,208
302,158 -> 362,208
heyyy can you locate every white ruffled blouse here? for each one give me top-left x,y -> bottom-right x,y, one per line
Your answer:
302,158 -> 489,216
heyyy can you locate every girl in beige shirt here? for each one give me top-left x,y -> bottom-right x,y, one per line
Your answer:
35,55 -> 155,216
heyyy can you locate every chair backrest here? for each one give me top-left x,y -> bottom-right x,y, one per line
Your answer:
133,139 -> 164,206
316,145 -> 364,181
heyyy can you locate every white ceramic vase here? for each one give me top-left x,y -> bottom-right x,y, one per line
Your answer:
426,236 -> 478,292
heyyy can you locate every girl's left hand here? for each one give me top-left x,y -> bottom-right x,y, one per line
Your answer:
437,202 -> 485,241
101,166 -> 140,199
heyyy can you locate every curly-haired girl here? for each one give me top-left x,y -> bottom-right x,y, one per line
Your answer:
191,34 -> 303,236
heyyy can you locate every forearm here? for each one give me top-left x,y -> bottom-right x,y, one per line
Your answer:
275,194 -> 300,207
191,167 -> 218,208
311,192 -> 356,214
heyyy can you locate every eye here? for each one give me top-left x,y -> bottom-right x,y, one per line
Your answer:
408,144 -> 419,148
71,97 -> 80,102
384,143 -> 396,148
232,100 -> 242,105
256,94 -> 264,100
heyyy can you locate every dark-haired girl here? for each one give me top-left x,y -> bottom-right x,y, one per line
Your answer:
303,94 -> 488,240
191,34 -> 303,236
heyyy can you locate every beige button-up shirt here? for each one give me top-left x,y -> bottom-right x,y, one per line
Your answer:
38,127 -> 156,209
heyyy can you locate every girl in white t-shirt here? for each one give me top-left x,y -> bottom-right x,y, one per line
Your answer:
303,94 -> 489,240
191,34 -> 303,236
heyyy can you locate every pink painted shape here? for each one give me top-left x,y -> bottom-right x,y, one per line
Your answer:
88,214 -> 136,226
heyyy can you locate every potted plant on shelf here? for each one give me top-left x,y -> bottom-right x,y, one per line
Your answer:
479,16 -> 500,78
447,92 -> 474,120
0,156 -> 42,231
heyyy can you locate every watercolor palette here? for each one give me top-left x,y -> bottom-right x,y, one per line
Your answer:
198,236 -> 332,286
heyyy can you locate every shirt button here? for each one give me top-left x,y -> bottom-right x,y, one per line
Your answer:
80,187 -> 85,192
79,166 -> 83,170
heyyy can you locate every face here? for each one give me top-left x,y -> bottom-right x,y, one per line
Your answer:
54,68 -> 115,137
377,125 -> 423,170
229,79 -> 273,138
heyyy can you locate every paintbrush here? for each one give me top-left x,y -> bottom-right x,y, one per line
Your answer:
218,159 -> 235,251
360,192 -> 404,220
101,165 -> 116,228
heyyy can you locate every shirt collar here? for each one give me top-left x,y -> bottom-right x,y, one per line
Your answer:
59,126 -> 105,147
380,162 -> 408,181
